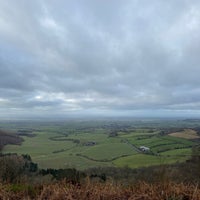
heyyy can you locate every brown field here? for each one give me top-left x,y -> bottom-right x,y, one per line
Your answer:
169,129 -> 200,139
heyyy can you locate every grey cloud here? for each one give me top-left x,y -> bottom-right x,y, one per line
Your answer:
0,0 -> 200,118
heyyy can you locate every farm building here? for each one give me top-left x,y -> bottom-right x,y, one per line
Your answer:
85,141 -> 96,146
139,146 -> 150,152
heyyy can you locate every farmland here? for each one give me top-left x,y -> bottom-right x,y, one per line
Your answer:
1,119 -> 200,170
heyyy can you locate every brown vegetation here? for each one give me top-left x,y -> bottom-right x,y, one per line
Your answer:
0,181 -> 200,200
169,129 -> 200,139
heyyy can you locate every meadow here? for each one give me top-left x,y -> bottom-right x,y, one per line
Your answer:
1,119 -> 199,170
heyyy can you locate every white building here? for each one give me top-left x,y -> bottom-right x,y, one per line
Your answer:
139,146 -> 150,152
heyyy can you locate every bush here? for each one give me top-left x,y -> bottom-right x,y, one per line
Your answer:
39,168 -> 86,183
0,154 -> 38,183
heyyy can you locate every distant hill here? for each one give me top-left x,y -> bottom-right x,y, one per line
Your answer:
0,130 -> 23,151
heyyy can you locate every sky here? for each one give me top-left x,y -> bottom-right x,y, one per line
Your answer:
0,0 -> 200,119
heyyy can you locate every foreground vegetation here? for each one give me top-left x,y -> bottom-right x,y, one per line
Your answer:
0,147 -> 200,199
1,181 -> 200,200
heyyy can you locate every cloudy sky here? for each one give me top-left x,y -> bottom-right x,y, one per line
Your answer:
0,0 -> 200,119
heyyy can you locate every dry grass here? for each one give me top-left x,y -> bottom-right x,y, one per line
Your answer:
169,129 -> 200,139
0,180 -> 200,200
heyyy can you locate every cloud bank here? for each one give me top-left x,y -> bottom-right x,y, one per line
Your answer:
0,0 -> 200,118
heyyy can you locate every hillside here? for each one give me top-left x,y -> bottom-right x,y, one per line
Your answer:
0,130 -> 23,151
0,120 -> 200,199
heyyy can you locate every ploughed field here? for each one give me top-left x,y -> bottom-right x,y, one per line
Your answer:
1,120 -> 199,170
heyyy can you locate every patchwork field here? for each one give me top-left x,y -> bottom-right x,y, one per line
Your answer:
169,129 -> 200,139
1,120 -> 199,170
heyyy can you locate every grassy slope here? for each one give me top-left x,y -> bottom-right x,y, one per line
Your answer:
3,132 -> 116,169
113,153 -> 189,168
3,127 -> 196,169
81,143 -> 137,160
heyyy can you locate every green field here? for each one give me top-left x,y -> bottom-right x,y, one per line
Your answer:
1,120 -> 199,170
113,151 -> 190,168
